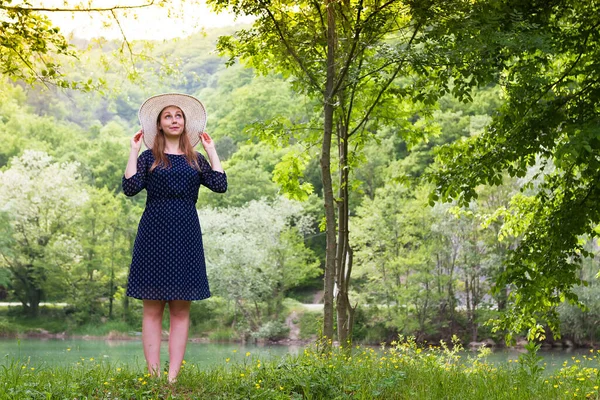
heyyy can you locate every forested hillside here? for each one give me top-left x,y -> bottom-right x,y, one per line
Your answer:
0,22 -> 598,346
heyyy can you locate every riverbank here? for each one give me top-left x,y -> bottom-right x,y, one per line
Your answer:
1,339 -> 596,399
0,325 -> 317,348
0,300 -> 323,345
0,304 -> 594,351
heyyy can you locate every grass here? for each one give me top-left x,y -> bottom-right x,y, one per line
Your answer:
1,337 -> 598,399
70,320 -> 137,336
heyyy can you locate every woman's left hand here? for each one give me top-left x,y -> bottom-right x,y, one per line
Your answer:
200,132 -> 216,152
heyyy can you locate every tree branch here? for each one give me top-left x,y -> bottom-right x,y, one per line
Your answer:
2,1 -> 156,13
349,20 -> 422,137
310,0 -> 326,33
519,20 -> 600,123
257,0 -> 322,92
331,0 -> 364,96
111,9 -> 136,67
10,48 -> 51,90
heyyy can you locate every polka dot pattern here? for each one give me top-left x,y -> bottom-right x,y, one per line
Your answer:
122,150 -> 227,301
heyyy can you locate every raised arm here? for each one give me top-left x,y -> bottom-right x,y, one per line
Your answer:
200,132 -> 224,173
122,130 -> 148,196
198,132 -> 227,193
125,130 -> 144,178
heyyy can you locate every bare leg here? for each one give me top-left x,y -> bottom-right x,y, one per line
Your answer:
142,300 -> 166,377
167,300 -> 191,383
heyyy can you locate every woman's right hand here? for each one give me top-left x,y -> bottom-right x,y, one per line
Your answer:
131,130 -> 144,152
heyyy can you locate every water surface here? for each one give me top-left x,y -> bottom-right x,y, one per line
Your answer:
0,338 -> 595,374
0,338 -> 300,370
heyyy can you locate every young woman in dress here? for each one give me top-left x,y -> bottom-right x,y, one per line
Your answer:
123,93 -> 227,383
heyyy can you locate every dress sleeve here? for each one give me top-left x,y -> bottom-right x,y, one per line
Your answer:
122,151 -> 149,196
198,153 -> 228,193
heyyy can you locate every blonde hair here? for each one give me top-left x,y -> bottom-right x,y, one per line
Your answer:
150,107 -> 200,172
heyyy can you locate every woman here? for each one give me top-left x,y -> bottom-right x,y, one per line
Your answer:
122,93 -> 227,383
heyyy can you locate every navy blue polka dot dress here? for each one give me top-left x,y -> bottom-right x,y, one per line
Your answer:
122,150 -> 227,301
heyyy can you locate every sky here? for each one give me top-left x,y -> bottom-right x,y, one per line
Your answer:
41,0 -> 253,40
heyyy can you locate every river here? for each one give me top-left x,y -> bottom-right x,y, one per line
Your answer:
0,338 -> 300,370
0,338 -> 594,374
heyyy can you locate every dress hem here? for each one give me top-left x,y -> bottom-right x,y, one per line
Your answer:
126,294 -> 212,301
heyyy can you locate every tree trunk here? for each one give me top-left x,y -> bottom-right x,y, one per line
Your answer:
465,274 -> 473,341
16,264 -> 43,317
336,120 -> 355,346
27,287 -> 42,317
109,229 -> 116,319
321,0 -> 337,343
471,275 -> 478,343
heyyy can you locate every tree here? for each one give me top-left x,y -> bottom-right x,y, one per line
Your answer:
424,0 -> 600,341
352,184 -> 443,341
197,143 -> 283,208
70,186 -> 131,323
0,0 -> 176,87
199,197 -> 320,332
0,151 -> 88,316
207,0 -> 442,345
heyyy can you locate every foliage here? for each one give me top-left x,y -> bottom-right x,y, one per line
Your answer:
0,0 -> 188,89
199,65 -> 313,144
68,187 -> 129,324
518,341 -> 545,383
199,197 -> 320,330
0,319 -> 18,336
0,0 -> 78,87
0,339 -> 598,399
352,176 -> 518,343
2,1 -> 600,344
559,283 -> 600,346
298,311 -> 322,340
198,143 -> 282,208
250,320 -> 290,341
207,0 -> 445,345
425,0 -> 600,340
0,151 -> 88,316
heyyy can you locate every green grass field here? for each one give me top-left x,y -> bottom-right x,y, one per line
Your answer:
1,337 -> 597,399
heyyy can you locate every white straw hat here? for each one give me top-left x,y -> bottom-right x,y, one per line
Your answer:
138,93 -> 207,149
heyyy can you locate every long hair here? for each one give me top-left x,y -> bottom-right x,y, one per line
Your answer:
150,107 -> 200,172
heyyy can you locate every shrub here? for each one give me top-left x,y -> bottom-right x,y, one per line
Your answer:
208,327 -> 238,342
298,311 -> 322,340
251,321 -> 290,341
0,319 -> 18,337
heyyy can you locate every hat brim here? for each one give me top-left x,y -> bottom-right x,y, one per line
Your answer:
138,93 -> 207,149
